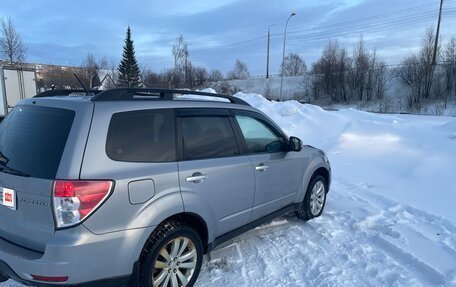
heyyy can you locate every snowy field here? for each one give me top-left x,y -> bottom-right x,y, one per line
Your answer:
3,92 -> 456,286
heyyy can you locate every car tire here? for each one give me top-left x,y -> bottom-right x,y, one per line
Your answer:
140,221 -> 203,287
296,175 -> 327,221
0,274 -> 8,282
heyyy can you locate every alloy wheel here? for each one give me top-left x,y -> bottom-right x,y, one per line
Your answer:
152,236 -> 198,287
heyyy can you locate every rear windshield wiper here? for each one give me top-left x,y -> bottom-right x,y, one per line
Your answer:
0,166 -> 30,177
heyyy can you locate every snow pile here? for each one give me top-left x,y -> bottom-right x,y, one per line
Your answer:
204,92 -> 456,286
236,92 -> 456,222
3,92 -> 456,287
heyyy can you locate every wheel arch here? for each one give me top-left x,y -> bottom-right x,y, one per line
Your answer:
299,157 -> 331,202
312,167 -> 330,191
155,212 -> 210,253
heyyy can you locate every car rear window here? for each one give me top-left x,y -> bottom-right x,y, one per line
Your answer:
106,109 -> 176,162
0,106 -> 75,179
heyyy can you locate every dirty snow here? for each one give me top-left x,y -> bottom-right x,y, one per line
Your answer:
3,93 -> 456,286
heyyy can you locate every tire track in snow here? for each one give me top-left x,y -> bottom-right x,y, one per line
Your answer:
197,180 -> 455,287
336,179 -> 456,285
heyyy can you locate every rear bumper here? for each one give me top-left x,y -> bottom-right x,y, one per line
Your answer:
0,260 -> 134,287
0,224 -> 154,286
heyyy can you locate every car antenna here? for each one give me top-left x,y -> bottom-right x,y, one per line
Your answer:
73,73 -> 89,95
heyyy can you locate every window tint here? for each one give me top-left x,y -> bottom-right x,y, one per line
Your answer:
181,116 -> 239,160
235,115 -> 286,153
106,109 -> 175,162
0,106 -> 75,179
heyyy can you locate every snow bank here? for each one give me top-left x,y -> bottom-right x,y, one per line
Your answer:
236,91 -> 456,222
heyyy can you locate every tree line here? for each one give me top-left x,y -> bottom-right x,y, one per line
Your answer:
308,28 -> 456,112
1,16 -> 455,112
0,18 -> 305,90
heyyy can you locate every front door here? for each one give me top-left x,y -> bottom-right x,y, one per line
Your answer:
234,114 -> 303,221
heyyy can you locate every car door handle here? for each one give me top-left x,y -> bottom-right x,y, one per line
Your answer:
186,173 -> 208,183
255,164 -> 269,171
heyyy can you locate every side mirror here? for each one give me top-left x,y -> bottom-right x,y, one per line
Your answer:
289,136 -> 303,152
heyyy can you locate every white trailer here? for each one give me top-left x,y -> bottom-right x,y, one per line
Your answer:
0,66 -> 37,118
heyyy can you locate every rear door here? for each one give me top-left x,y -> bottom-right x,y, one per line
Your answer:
234,112 -> 303,221
177,109 -> 254,237
0,105 -> 76,252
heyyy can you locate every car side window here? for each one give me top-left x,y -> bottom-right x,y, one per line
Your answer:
106,109 -> 176,162
235,115 -> 287,153
180,116 -> 240,160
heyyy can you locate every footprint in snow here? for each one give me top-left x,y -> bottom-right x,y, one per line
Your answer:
204,258 -> 230,272
449,133 -> 456,140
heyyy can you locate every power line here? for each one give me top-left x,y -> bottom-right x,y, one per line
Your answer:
287,1 -> 441,35
283,12 -> 439,42
195,11 -> 444,56
191,1 -> 456,59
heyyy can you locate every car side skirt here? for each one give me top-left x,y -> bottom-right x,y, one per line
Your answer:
207,203 -> 303,253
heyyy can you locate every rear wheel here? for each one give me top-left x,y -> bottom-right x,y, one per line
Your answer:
296,175 -> 327,220
140,221 -> 203,287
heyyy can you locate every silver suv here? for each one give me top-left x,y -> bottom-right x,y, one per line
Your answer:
0,88 -> 331,287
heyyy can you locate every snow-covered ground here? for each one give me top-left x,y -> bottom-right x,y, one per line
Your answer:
3,92 -> 456,286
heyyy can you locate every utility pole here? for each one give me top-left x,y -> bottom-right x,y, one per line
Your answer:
266,24 -> 276,79
433,0 -> 444,65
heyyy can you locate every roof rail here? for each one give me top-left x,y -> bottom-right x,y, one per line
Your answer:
34,89 -> 102,98
91,88 -> 250,106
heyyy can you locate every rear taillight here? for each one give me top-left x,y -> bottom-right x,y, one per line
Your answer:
53,180 -> 113,228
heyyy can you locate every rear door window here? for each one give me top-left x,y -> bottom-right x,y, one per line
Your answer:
0,106 -> 75,179
106,109 -> 176,162
180,116 -> 240,160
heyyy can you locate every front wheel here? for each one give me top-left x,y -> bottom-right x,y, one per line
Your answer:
0,274 -> 8,283
296,175 -> 327,221
140,221 -> 203,287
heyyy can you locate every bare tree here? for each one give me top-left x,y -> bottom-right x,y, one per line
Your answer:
362,49 -> 388,102
226,59 -> 250,80
443,37 -> 456,101
80,53 -> 101,88
98,56 -> 118,89
398,27 -> 440,109
420,27 -> 438,100
208,69 -> 224,82
281,53 -> 307,76
371,55 -> 388,101
312,40 -> 350,102
172,35 -> 190,87
0,16 -> 27,65
141,68 -> 162,88
399,54 -> 423,108
312,40 -> 339,101
348,37 -> 370,101
192,66 -> 208,87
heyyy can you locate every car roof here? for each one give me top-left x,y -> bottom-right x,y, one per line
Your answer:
33,88 -> 250,106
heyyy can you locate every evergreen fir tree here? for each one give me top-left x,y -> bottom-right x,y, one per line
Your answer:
117,26 -> 141,87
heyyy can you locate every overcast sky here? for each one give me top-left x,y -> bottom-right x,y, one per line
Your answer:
1,0 -> 455,75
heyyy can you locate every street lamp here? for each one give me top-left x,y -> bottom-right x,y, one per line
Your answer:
266,24 -> 276,79
279,12 -> 296,101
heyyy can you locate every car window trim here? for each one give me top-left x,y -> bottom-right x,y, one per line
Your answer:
176,108 -> 231,117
